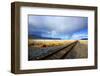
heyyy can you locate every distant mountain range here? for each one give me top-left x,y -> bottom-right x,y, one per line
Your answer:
80,38 -> 88,40
29,34 -> 88,40
28,35 -> 61,40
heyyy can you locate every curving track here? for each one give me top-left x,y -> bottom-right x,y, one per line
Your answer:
28,40 -> 78,60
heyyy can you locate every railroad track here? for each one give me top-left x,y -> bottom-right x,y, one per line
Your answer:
35,40 -> 78,60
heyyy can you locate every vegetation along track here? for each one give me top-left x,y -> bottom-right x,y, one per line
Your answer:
37,40 -> 78,60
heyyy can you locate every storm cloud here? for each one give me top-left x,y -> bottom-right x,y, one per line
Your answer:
28,15 -> 88,40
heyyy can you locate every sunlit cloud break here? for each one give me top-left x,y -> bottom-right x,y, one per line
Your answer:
28,15 -> 88,40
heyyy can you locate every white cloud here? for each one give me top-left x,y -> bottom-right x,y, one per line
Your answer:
51,30 -> 57,38
43,16 -> 87,34
29,15 -> 88,39
71,33 -> 88,40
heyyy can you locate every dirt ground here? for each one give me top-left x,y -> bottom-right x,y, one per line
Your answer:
65,40 -> 88,59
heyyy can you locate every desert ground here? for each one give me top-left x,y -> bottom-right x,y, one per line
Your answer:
28,39 -> 88,60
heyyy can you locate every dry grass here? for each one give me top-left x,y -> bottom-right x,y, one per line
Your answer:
28,39 -> 75,47
79,40 -> 88,45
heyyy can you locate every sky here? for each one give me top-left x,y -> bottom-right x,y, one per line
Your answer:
28,15 -> 88,40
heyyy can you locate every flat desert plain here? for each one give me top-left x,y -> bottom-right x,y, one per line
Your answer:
28,39 -> 88,60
